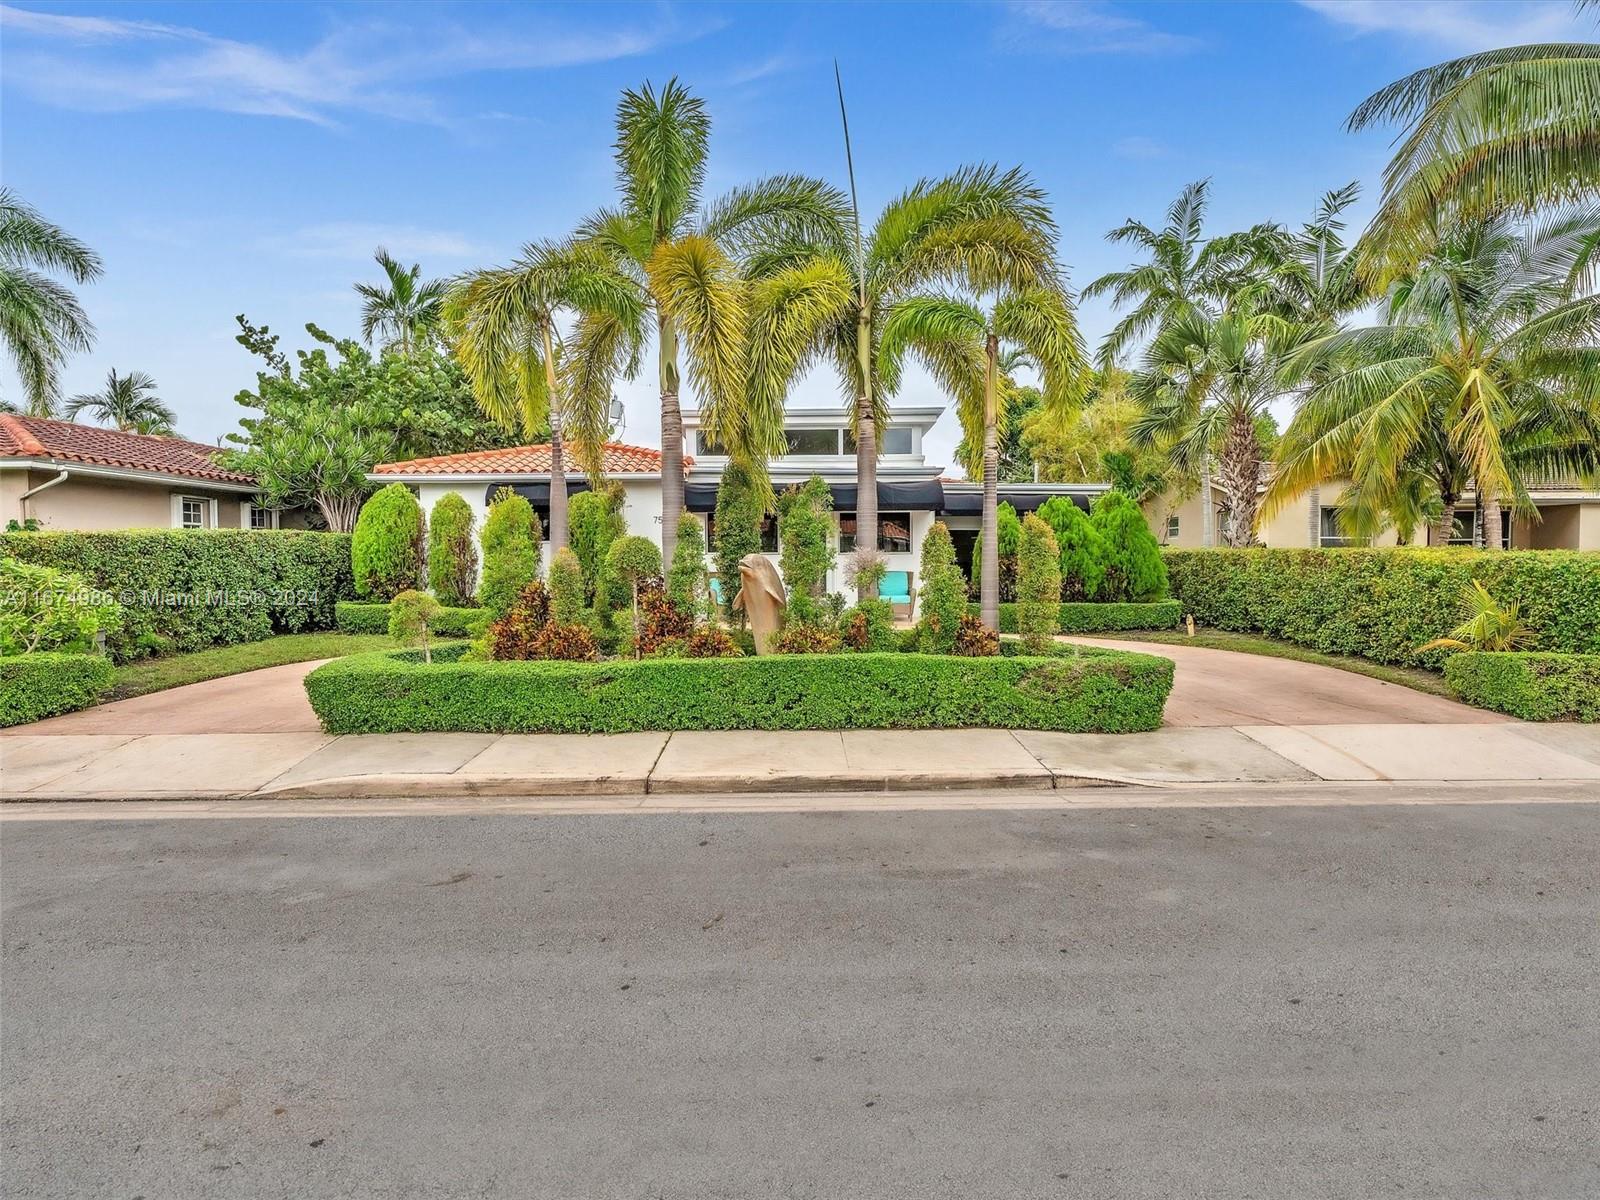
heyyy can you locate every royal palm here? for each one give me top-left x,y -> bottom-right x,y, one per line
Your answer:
356,249 -> 446,357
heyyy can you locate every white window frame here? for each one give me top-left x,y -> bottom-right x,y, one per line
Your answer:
1165,514 -> 1180,541
173,494 -> 216,529
241,500 -> 280,530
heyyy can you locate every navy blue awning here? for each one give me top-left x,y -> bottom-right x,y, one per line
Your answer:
485,481 -> 592,506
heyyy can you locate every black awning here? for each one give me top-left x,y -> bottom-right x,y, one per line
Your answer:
940,490 -> 981,516
689,479 -> 946,513
485,480 -> 592,506
685,482 -> 720,513
941,487 -> 1095,516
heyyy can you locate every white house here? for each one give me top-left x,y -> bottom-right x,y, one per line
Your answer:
370,406 -> 1107,608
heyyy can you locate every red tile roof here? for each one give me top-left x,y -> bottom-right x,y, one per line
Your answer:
373,442 -> 684,476
0,413 -> 253,484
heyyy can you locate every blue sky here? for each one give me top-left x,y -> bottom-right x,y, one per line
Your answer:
3,0 -> 1593,468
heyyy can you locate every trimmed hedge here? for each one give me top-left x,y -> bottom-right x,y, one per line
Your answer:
1164,548 -> 1600,668
0,530 -> 353,662
335,600 -> 487,636
1,652 -> 115,727
1445,652 -> 1600,722
975,600 -> 1183,634
304,644 -> 1173,734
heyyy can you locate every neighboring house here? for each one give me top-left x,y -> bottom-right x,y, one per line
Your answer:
0,414 -> 293,532
370,406 -> 1106,604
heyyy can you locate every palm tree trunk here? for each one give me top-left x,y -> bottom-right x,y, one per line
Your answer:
1219,408 -> 1260,547
658,310 -> 684,564
1200,452 -> 1215,548
1430,487 -> 1458,546
854,306 -> 878,599
541,324 -> 568,555
980,333 -> 1000,631
1481,493 -> 1503,551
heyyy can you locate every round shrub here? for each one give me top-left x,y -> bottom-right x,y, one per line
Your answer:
1017,514 -> 1062,653
916,521 -> 967,653
548,547 -> 585,626
770,623 -> 842,654
479,488 -> 542,617
683,625 -> 744,658
352,483 -> 424,601
1036,496 -> 1106,601
606,536 -> 663,651
1092,490 -> 1167,602
426,492 -> 477,607
713,461 -> 764,622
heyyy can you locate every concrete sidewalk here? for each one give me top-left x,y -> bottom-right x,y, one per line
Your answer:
3,723 -> 1598,802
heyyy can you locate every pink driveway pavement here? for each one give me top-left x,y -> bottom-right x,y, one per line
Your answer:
5,642 -> 1505,736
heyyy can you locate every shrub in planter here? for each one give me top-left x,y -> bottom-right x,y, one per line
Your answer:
0,557 -> 122,654
1092,489 -> 1167,601
568,485 -> 626,604
1444,652 -> 1600,721
479,488 -> 542,617
1017,514 -> 1062,653
916,522 -> 967,653
352,483 -> 425,600
770,623 -> 843,654
389,589 -> 443,663
426,491 -> 477,607
548,547 -> 586,626
952,613 -> 1000,657
1036,496 -> 1106,601
1,651 -> 115,727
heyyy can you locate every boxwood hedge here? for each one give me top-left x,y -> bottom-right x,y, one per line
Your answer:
304,644 -> 1173,734
1444,652 -> 1600,722
1163,548 -> 1600,668
973,599 -> 1183,634
335,600 -> 487,636
1,652 -> 115,727
0,530 -> 354,662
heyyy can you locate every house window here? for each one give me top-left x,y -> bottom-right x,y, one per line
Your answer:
1318,506 -> 1365,547
1165,515 -> 1180,541
783,428 -> 840,456
839,511 -> 913,554
245,502 -> 278,530
179,497 -> 208,529
843,426 -> 913,455
696,432 -> 729,456
704,512 -> 778,553
1449,509 -> 1511,549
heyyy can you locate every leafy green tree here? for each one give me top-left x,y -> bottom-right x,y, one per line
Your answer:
1036,496 -> 1106,602
351,483 -> 425,600
479,488 -> 542,617
356,248 -> 445,356
389,589 -> 443,663
605,535 -> 663,655
776,475 -> 834,621
712,459 -> 764,623
548,546 -> 586,626
0,188 -> 103,417
426,492 -> 477,607
667,513 -> 709,615
915,521 -> 966,654
63,369 -> 176,434
567,484 -> 626,603
1016,514 -> 1062,654
970,500 -> 1022,604
1091,490 -> 1167,602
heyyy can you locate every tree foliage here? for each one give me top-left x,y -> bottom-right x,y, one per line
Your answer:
1016,514 -> 1062,653
427,492 -> 477,608
667,513 -> 709,615
480,488 -> 542,617
1035,496 -> 1106,601
0,188 -> 103,417
351,483 -> 424,601
1091,490 -> 1168,602
567,484 -> 626,604
64,368 -> 176,435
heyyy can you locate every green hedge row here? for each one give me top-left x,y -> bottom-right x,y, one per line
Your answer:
304,644 -> 1173,734
1444,652 -> 1600,722
1163,548 -> 1600,668
335,600 -> 487,636
0,652 -> 115,727
0,531 -> 354,662
973,599 -> 1183,635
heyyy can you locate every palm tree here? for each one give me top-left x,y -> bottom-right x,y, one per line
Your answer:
881,286 -> 1087,628
562,79 -> 847,562
1255,182 -> 1366,330
1350,35 -> 1600,275
356,248 -> 446,356
0,188 -> 103,416
449,241 -> 643,551
64,368 -> 177,435
1265,207 -> 1600,548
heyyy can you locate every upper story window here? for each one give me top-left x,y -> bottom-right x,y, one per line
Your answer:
696,432 -> 729,456
783,428 -> 840,456
698,425 -> 915,457
843,426 -> 913,455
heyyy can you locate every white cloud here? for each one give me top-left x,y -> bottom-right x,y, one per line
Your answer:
1112,135 -> 1169,160
1299,1 -> 1593,54
260,223 -> 483,262
997,1 -> 1202,55
0,3 -> 716,127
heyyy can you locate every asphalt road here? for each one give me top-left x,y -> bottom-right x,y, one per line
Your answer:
3,792 -> 1598,1199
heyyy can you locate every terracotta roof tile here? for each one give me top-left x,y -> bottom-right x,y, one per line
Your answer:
0,414 -> 253,484
373,442 -> 685,476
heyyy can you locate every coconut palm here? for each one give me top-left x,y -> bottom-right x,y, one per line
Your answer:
562,79 -> 848,562
356,248 -> 447,356
448,241 -> 643,551
0,188 -> 103,417
64,368 -> 176,435
1265,207 -> 1600,548
1254,182 -> 1367,330
1350,36 -> 1600,275
880,286 -> 1087,629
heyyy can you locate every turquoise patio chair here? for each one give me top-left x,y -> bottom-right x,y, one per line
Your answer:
880,570 -> 912,606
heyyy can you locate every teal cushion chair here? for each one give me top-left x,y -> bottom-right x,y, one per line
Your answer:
880,570 -> 912,610
709,576 -> 724,607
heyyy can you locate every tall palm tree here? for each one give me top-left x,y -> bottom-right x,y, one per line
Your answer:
448,241 -> 643,551
1265,207 -> 1600,548
64,368 -> 177,435
0,188 -> 103,417
562,79 -> 848,562
880,285 -> 1087,628
356,248 -> 446,356
1254,182 -> 1366,329
1350,35 -> 1600,275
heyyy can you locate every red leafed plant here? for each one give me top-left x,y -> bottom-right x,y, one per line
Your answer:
634,576 -> 694,656
952,613 -> 1000,657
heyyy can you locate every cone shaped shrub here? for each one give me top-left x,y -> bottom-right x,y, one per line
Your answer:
713,461 -> 764,623
352,483 -> 424,601
916,521 -> 967,653
548,547 -> 585,626
1018,514 -> 1062,653
1036,496 -> 1106,601
426,492 -> 477,607
668,514 -> 709,615
1091,490 -> 1167,601
479,488 -> 541,617
568,484 -> 626,604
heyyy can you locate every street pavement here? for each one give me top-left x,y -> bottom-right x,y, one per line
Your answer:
3,788 -> 1598,1199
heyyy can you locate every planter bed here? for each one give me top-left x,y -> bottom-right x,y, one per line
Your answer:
972,599 -> 1183,635
304,643 -> 1173,735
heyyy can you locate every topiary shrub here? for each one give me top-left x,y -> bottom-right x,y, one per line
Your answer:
605,536 -> 663,654
1,651 -> 115,727
568,484 -> 626,604
1017,514 -> 1062,653
713,460 -> 765,623
1092,489 -> 1167,601
426,492 -> 477,607
952,613 -> 1000,657
479,487 -> 542,618
1036,496 -> 1107,601
770,623 -> 843,655
352,483 -> 425,601
971,501 -> 1021,603
548,547 -> 585,627
917,521 -> 967,653
0,556 -> 122,655
389,588 -> 443,664
667,514 -> 709,616
777,475 -> 835,622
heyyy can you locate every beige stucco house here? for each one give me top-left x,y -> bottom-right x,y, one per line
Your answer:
0,413 -> 291,532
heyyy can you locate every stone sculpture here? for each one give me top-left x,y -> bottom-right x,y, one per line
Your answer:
733,554 -> 786,655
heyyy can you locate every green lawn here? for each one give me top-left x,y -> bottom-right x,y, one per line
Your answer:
109,632 -> 400,701
1083,629 -> 1457,699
